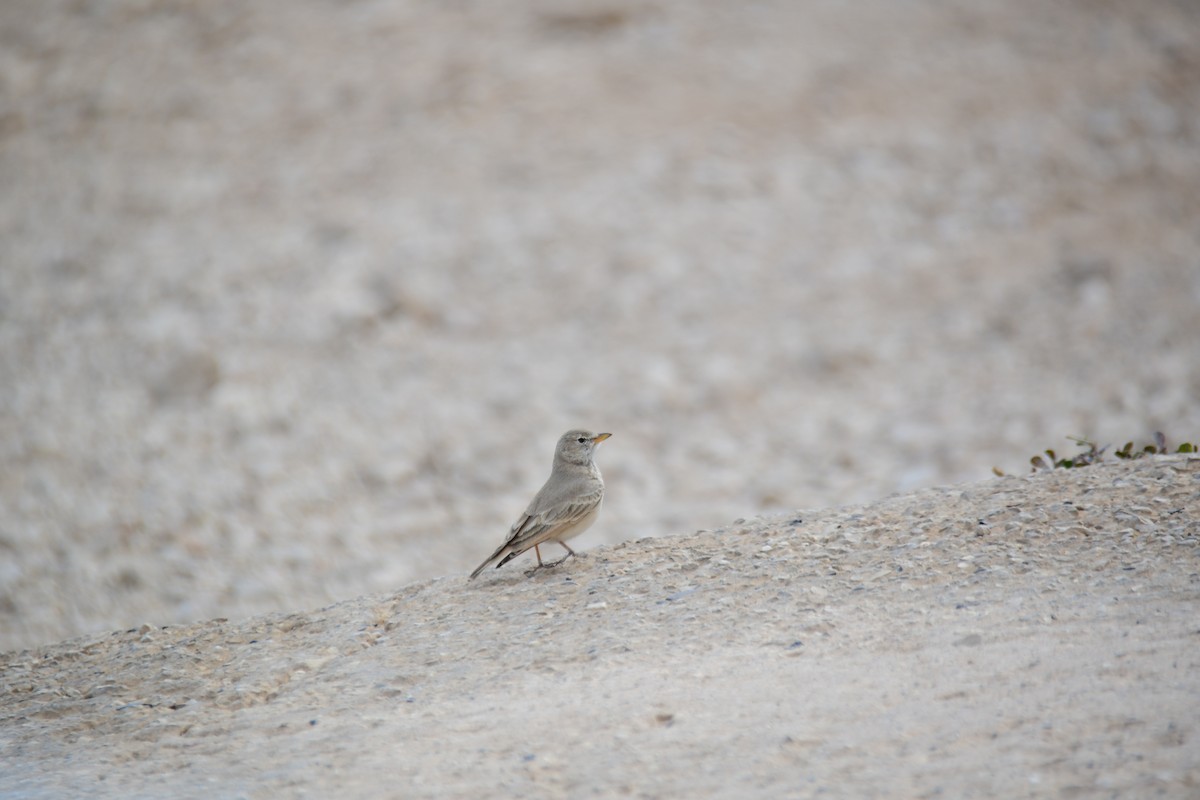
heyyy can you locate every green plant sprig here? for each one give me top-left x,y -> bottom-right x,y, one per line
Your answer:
992,432 -> 1196,476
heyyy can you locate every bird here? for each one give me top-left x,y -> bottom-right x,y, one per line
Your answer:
469,429 -> 611,579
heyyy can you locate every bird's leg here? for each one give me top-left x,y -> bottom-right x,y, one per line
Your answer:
523,544 -> 548,578
544,541 -> 577,568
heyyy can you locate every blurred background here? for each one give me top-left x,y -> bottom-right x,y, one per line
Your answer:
2,0 -> 1198,651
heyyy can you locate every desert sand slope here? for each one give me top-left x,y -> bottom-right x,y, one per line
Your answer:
4,0 -> 1200,654
2,456 -> 1198,798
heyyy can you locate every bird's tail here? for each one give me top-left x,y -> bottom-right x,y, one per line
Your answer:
468,543 -> 510,580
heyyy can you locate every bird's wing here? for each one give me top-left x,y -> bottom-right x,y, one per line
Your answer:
505,490 -> 602,552
524,470 -> 599,518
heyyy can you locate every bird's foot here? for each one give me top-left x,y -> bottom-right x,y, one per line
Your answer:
523,554 -> 577,576
543,552 -> 576,569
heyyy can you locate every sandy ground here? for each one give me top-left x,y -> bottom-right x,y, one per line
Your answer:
2,455 -> 1198,798
2,0 -> 1199,652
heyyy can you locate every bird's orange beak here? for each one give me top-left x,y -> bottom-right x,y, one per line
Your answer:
593,432 -> 612,443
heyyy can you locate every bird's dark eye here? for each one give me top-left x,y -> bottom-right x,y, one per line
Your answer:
577,437 -> 587,443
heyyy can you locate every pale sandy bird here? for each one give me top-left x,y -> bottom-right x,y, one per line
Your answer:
470,430 -> 611,579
